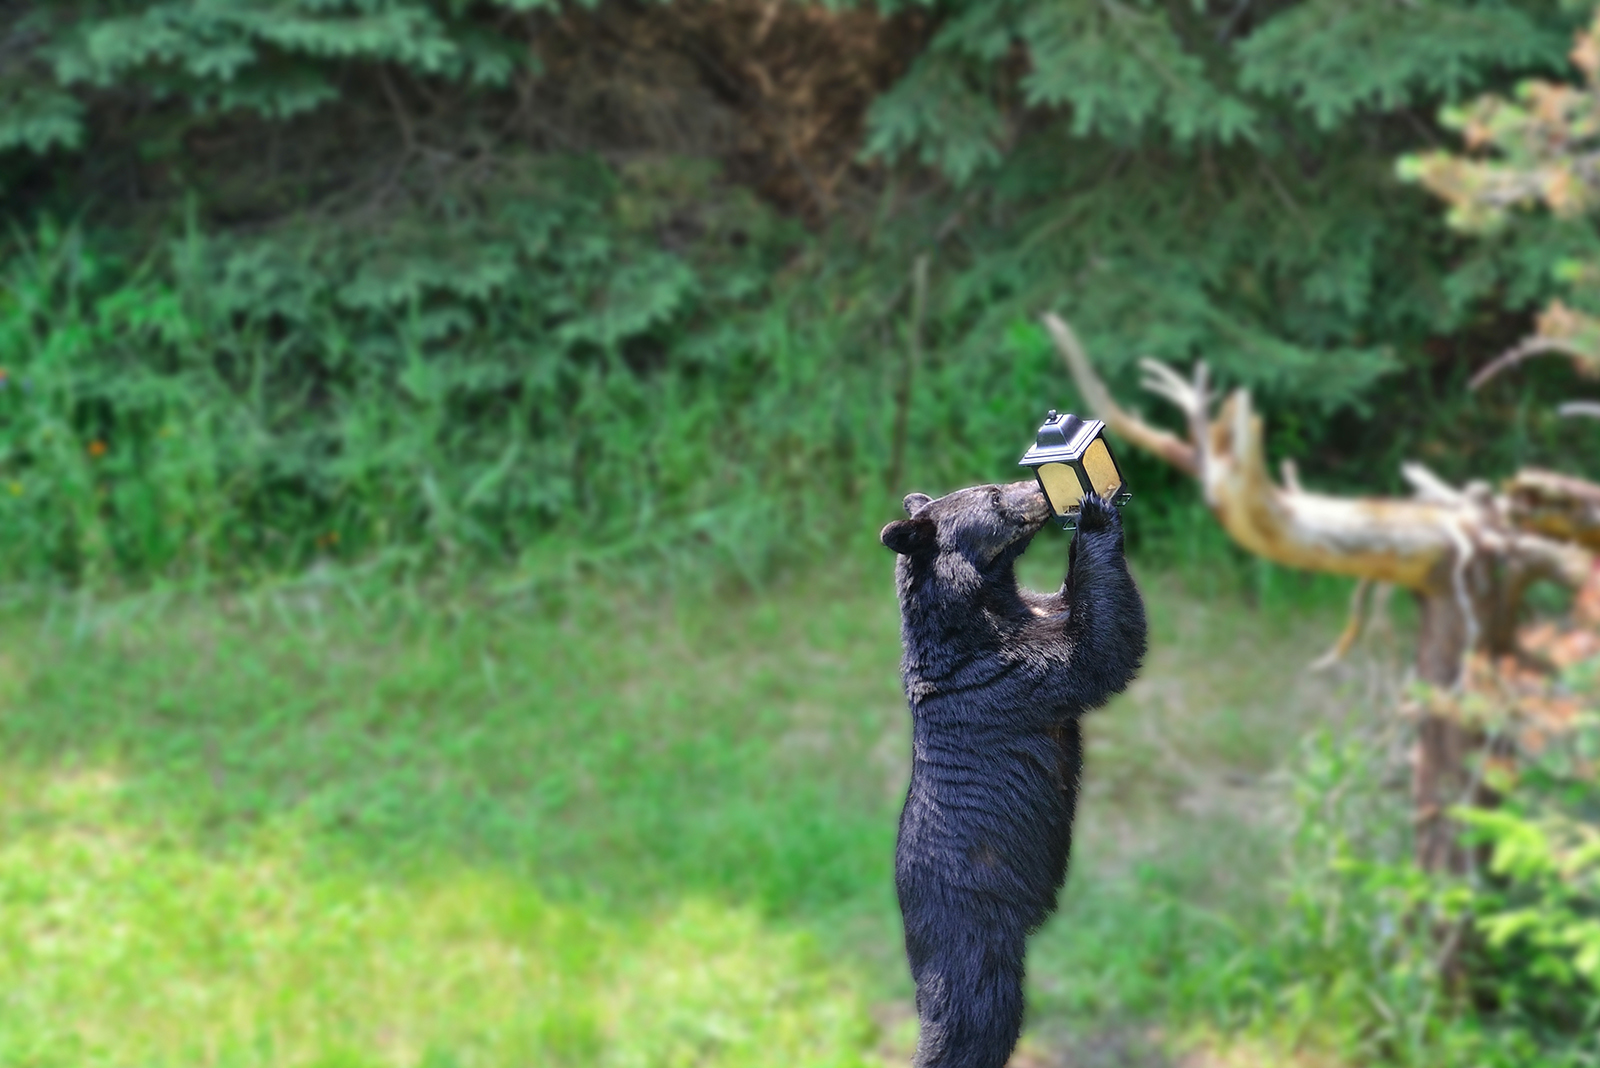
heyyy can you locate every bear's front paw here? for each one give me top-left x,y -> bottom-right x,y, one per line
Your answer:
1075,493 -> 1119,532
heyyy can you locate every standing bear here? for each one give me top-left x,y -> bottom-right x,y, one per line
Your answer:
880,480 -> 1147,1068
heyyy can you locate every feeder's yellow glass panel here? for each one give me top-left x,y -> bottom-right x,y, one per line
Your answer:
1037,462 -> 1084,516
1082,438 -> 1122,499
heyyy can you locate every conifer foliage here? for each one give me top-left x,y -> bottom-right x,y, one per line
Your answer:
861,0 -> 1575,411
1403,6 -> 1600,392
0,0 -> 1596,580
1,1 -> 524,156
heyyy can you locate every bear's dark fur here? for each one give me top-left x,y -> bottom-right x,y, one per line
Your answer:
880,480 -> 1147,1068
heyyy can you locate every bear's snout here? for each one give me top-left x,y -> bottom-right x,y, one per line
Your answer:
1000,480 -> 1051,528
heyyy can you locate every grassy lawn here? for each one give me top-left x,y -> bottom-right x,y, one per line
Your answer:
0,540 -> 1365,1067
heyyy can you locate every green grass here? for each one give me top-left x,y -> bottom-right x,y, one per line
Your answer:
0,776 -> 875,1067
0,540 -> 1366,1066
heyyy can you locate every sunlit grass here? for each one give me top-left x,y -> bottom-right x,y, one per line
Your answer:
0,544 -> 1363,1065
0,764 -> 877,1067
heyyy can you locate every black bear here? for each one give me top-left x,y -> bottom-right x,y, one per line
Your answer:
880,480 -> 1147,1068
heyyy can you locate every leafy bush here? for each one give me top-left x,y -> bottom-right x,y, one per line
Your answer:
0,164 -> 839,580
1457,802 -> 1600,1031
1220,641 -> 1600,1066
0,194 -> 1128,582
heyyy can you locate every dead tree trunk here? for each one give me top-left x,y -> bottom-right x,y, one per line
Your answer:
1044,313 -> 1594,873
1413,582 -> 1482,875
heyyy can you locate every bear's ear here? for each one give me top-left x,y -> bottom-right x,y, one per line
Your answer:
880,517 -> 936,556
902,492 -> 932,516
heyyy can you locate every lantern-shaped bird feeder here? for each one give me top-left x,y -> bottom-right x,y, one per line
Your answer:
1019,410 -> 1131,529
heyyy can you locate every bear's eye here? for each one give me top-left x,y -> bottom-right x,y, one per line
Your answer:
990,488 -> 1003,509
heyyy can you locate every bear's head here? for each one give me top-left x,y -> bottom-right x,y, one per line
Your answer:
879,481 -> 1052,578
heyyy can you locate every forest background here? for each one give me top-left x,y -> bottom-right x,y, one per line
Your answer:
3,1 -> 1600,1066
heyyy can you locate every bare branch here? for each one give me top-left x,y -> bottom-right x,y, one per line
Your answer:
1280,458 -> 1301,494
1311,578 -> 1373,671
1044,314 -> 1198,476
1136,357 -> 1201,416
1190,390 -> 1463,590
1505,468 -> 1600,552
1469,337 -> 1590,390
1402,462 -> 1469,506
1503,527 -> 1594,588
1050,321 -> 1600,592
377,66 -> 417,156
1137,356 -> 1211,459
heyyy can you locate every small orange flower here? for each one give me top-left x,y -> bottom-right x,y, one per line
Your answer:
87,440 -> 107,458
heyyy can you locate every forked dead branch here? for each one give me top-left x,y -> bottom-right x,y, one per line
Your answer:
1045,312 -> 1600,876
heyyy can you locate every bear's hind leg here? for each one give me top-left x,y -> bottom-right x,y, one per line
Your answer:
906,914 -> 1027,1068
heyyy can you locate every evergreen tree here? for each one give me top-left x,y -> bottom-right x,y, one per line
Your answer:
1,0 -> 1596,578
1402,5 -> 1600,395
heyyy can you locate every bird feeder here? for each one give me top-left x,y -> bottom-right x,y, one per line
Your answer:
1019,410 -> 1131,529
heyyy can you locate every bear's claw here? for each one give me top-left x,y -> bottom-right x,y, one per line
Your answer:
1075,493 -> 1119,532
